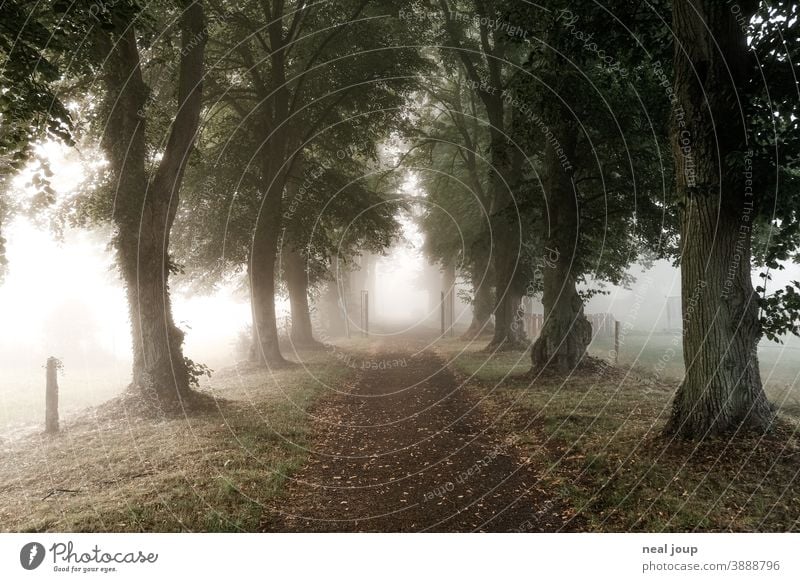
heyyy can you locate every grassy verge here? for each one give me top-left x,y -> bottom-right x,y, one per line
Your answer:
436,339 -> 800,532
0,350 -> 356,532
590,333 -> 800,417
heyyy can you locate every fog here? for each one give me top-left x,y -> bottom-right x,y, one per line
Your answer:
3,151 -> 800,435
5,208 -> 800,435
0,217 -> 257,432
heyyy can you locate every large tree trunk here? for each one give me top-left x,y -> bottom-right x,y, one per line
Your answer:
665,0 -> 773,438
486,125 -> 526,350
531,119 -> 591,372
119,219 -> 189,398
100,3 -> 205,402
284,247 -> 321,348
489,224 -> 524,348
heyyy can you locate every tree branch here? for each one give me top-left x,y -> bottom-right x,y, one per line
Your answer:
151,0 -> 207,200
287,0 -> 370,114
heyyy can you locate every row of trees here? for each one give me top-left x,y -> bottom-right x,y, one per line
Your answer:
1,0 -> 427,399
413,0 -> 800,437
2,0 -> 800,438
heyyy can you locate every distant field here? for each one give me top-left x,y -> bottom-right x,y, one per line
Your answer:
588,332 -> 800,419
0,351 -> 240,437
0,367 -> 129,437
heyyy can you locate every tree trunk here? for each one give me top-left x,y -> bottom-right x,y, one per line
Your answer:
441,261 -> 456,335
531,119 -> 591,372
284,247 -> 321,348
439,3 -> 520,349
120,210 -> 191,397
665,0 -> 773,438
462,226 -> 494,339
462,270 -> 494,339
249,14 -> 291,367
249,150 -> 288,366
99,3 -> 205,402
486,124 -> 526,350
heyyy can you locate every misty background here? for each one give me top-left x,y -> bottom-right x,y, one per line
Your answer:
2,141 -> 799,435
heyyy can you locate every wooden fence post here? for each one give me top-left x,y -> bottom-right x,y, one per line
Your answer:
614,321 -> 620,365
360,290 -> 369,338
45,357 -> 60,434
440,291 -> 445,335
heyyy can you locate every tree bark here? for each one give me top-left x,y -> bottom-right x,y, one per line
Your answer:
99,2 -> 206,402
665,0 -> 773,438
249,10 -> 291,367
486,116 -> 526,350
284,246 -> 321,348
531,119 -> 592,372
249,143 -> 289,365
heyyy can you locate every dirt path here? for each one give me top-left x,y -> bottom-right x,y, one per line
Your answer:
261,338 -> 576,532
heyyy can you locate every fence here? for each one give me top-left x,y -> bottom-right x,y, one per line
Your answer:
525,312 -> 616,341
588,313 -> 616,338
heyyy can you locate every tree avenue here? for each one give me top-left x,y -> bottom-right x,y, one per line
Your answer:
1,0 -> 799,440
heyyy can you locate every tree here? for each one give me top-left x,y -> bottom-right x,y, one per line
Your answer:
436,0 -> 528,349
173,106 -> 406,348
278,149 -> 404,346
92,0 -> 207,402
508,0 -> 675,372
664,1 -> 800,437
410,71 -> 496,338
180,0 -> 425,365
0,0 -> 97,277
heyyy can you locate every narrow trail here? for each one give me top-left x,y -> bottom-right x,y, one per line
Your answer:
261,337 -> 577,532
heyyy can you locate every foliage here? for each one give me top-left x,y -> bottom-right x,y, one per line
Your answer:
758,280 -> 800,341
0,0 -> 82,172
415,0 -> 677,302
513,0 -> 676,283
0,0 -> 103,277
185,357 -> 214,388
410,69 -> 492,279
746,3 -> 800,340
172,0 -> 430,293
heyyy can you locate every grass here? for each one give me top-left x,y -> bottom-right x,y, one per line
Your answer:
0,366 -> 128,435
436,336 -> 800,532
5,331 -> 798,533
588,332 -> 800,419
0,350 -> 356,532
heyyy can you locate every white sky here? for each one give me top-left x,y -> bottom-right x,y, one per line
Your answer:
0,141 -> 257,379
